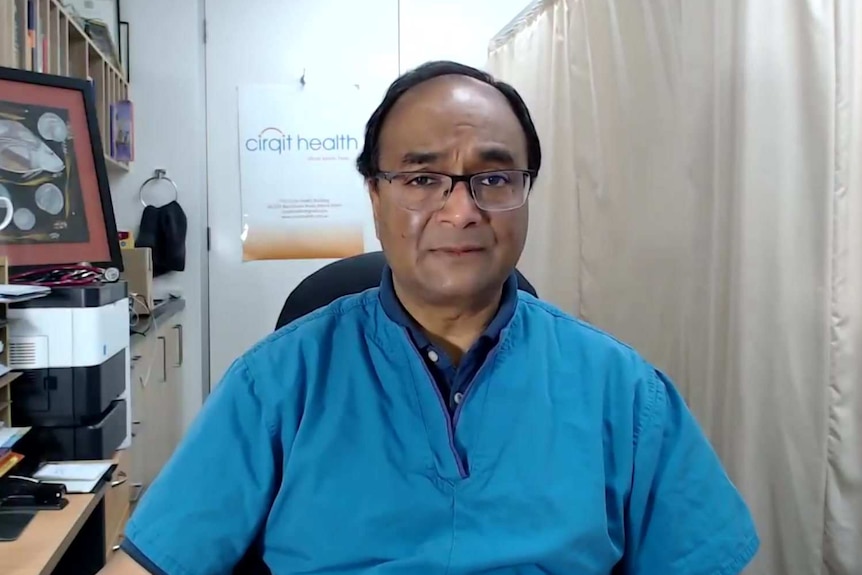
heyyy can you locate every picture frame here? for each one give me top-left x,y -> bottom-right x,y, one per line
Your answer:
119,21 -> 130,82
0,66 -> 122,273
117,1 -> 130,82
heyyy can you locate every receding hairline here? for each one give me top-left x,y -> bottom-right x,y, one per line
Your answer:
355,60 -> 542,180
380,73 -> 525,143
386,73 -> 514,114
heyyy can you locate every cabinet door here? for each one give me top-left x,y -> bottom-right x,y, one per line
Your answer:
148,328 -> 170,482
128,343 -> 150,502
130,332 -> 168,497
127,314 -> 186,498
149,316 -> 183,474
163,318 -> 184,460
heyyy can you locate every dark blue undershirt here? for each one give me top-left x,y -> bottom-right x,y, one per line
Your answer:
379,266 -> 519,413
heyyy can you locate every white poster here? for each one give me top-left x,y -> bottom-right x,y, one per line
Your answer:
237,83 -> 380,261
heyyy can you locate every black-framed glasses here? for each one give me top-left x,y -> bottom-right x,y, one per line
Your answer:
375,169 -> 534,212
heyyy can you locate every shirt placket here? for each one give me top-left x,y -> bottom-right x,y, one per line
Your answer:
424,345 -> 470,412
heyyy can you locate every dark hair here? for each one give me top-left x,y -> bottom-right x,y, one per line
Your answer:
356,60 -> 542,181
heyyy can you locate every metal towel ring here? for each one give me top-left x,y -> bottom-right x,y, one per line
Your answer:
139,169 -> 179,207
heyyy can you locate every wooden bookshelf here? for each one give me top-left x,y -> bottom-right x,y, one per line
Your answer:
0,372 -> 22,427
0,257 -> 21,427
0,0 -> 131,173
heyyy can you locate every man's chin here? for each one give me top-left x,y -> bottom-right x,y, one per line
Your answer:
418,275 -> 504,305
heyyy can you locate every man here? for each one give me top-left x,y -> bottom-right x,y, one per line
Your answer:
103,61 -> 759,575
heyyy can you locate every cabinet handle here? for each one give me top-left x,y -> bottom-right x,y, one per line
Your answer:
158,336 -> 167,382
112,544 -> 121,552
173,324 -> 184,367
130,483 -> 144,502
112,471 -> 128,488
131,354 -> 142,362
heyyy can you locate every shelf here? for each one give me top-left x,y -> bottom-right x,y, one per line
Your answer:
62,4 -> 125,81
105,154 -> 131,173
0,372 -> 22,390
0,258 -> 10,428
0,373 -> 17,428
0,0 -> 129,83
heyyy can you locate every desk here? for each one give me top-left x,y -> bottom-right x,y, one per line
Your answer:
0,485 -> 107,575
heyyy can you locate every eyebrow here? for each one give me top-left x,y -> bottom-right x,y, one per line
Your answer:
399,146 -> 517,168
400,151 -> 440,167
478,146 -> 516,166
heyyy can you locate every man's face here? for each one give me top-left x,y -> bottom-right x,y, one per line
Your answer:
369,75 -> 530,305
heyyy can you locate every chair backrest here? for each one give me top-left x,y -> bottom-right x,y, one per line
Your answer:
275,250 -> 538,330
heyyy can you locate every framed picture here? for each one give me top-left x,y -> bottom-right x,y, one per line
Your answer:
0,66 -> 122,272
119,21 -> 130,81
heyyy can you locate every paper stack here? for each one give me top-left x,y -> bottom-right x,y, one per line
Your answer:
33,461 -> 114,493
0,284 -> 50,304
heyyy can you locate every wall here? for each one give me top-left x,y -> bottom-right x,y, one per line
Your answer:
114,0 -> 530,428
113,0 -> 208,431
399,0 -> 535,70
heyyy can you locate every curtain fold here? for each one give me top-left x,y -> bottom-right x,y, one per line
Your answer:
823,2 -> 862,572
487,1 -> 862,573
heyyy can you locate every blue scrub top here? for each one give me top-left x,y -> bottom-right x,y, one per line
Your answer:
123,286 -> 759,575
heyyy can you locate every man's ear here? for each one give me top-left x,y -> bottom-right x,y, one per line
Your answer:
367,178 -> 381,208
367,176 -> 380,195
367,179 -> 381,239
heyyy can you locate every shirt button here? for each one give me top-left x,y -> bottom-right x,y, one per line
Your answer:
427,350 -> 439,362
453,392 -> 464,405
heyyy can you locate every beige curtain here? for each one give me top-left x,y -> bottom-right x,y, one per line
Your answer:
488,1 -> 862,574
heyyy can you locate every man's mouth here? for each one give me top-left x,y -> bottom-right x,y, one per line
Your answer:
433,246 -> 485,256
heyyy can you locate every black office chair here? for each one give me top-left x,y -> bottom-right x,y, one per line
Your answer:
275,250 -> 537,330
234,251 -> 536,575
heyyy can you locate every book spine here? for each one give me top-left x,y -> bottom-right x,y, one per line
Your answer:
27,0 -> 35,71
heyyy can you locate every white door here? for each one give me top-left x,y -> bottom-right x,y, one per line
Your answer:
204,0 -> 398,385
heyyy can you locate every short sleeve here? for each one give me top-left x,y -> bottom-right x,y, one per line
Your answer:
122,357 -> 279,575
622,369 -> 760,575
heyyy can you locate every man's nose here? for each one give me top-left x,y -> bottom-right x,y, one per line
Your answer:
438,181 -> 483,226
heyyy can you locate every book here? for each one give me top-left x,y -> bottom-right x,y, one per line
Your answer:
110,100 -> 135,162
0,451 -> 24,478
0,427 -> 30,451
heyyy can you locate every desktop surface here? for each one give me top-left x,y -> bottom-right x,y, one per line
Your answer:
0,487 -> 104,575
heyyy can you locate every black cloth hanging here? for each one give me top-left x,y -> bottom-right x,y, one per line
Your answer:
137,201 -> 188,277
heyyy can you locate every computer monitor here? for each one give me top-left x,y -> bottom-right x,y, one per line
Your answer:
0,67 -> 122,273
